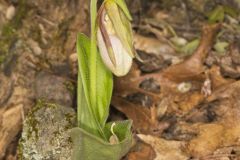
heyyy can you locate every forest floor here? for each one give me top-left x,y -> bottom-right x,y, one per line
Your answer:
1,0 -> 240,159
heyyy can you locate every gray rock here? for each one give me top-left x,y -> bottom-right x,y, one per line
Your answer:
35,71 -> 75,107
19,102 -> 76,160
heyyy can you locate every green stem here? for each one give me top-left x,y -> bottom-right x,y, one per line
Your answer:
90,0 -> 97,114
90,0 -> 108,140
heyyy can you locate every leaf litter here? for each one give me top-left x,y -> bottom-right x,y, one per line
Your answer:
110,0 -> 240,159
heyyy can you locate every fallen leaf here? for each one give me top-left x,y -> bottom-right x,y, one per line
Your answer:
112,96 -> 169,134
137,134 -> 188,160
162,24 -> 221,83
180,39 -> 200,55
214,41 -> 229,53
127,139 -> 156,160
187,123 -> 225,158
134,34 -> 176,60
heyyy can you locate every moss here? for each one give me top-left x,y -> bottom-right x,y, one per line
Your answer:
49,131 -> 61,145
0,0 -> 27,64
18,100 -> 75,159
0,25 -> 15,63
2,25 -> 15,37
25,100 -> 58,140
18,100 -> 61,158
0,55 -> 5,64
52,17 -> 73,54
64,113 -> 75,130
53,130 -> 61,137
25,102 -> 42,140
64,81 -> 75,96
53,0 -> 65,6
17,138 -> 24,160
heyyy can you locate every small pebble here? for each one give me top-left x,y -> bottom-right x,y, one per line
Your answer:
6,5 -> 15,20
69,53 -> 78,76
177,82 -> 192,93
28,40 -> 42,56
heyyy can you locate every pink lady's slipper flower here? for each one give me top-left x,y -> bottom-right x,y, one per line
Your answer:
97,0 -> 135,76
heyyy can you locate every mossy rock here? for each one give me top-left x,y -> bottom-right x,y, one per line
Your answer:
18,102 -> 76,160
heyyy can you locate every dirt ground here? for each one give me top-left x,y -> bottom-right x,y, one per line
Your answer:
1,0 -> 240,159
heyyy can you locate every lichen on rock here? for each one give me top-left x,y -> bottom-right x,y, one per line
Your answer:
18,101 -> 76,160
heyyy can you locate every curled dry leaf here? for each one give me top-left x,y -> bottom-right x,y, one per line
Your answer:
112,96 -> 169,134
134,34 -> 176,60
162,24 -> 221,83
208,65 -> 232,90
207,80 -> 240,102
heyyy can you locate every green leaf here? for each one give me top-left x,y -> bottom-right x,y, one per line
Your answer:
104,120 -> 132,142
90,0 -> 98,114
114,0 -> 132,20
207,5 -> 238,23
77,69 -> 99,135
95,53 -> 113,126
170,36 -> 187,47
70,120 -> 133,160
77,33 -> 102,137
77,33 -> 113,138
208,5 -> 225,23
74,1 -> 132,159
77,33 -> 91,106
181,39 -> 200,55
214,41 -> 229,54
223,6 -> 238,18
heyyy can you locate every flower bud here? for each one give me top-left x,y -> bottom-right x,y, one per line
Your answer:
97,0 -> 135,76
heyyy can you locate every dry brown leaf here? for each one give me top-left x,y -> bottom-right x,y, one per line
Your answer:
209,65 -> 233,90
0,106 -> 23,158
112,96 -> 169,134
187,123 -> 225,158
137,134 -> 188,160
112,96 -> 152,133
207,80 -> 240,102
208,146 -> 240,160
162,24 -> 221,83
127,139 -> 156,160
186,80 -> 240,158
134,34 -> 176,60
175,92 -> 204,113
113,22 -> 240,160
